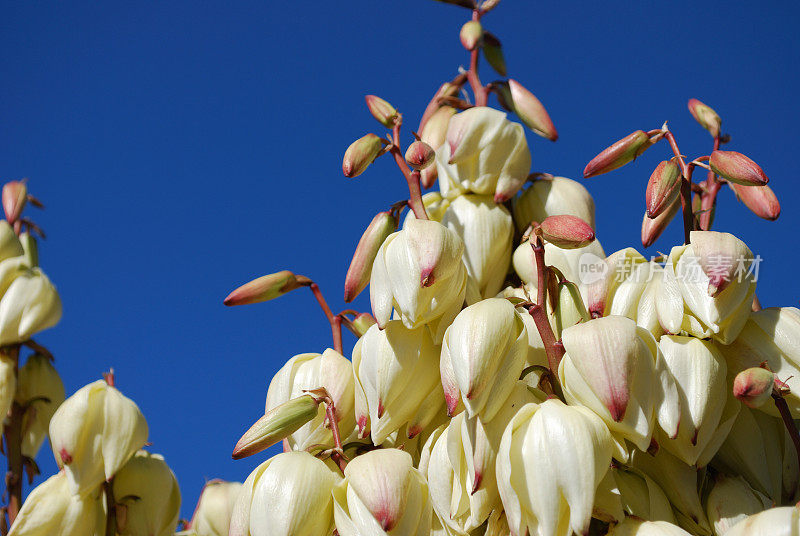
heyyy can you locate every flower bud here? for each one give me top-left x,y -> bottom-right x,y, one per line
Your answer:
112,450 -> 181,536
441,194 -> 513,298
460,21 -> 482,50
0,268 -> 62,345
687,98 -> 722,138
332,449 -> 432,536
513,175 -> 596,232
364,95 -> 398,127
2,180 -> 27,225
7,471 -> 104,536
656,335 -> 740,467
559,316 -> 661,459
709,150 -> 769,186
440,298 -> 528,420
405,140 -> 436,171
0,220 -> 24,261
497,399 -> 613,536
608,518 -> 693,535
733,367 -> 775,409
353,321 -> 443,443
19,231 -> 37,267
706,475 -> 771,536
349,312 -> 377,336
642,197 -> 679,248
49,379 -> 149,495
508,79 -> 558,141
342,133 -> 383,178
419,105 -> 456,188
438,107 -> 531,202
265,349 -> 356,452
537,214 -> 595,249
344,211 -> 397,302
233,395 -> 321,459
725,506 -> 800,536
482,32 -> 506,75
646,159 -> 682,218
231,451 -> 339,536
187,480 -> 243,536
370,219 -> 467,342
583,130 -> 654,178
223,270 -> 309,306
15,353 -> 65,459
731,182 -> 780,221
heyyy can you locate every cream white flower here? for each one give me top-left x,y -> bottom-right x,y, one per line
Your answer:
0,220 -> 24,261
655,231 -> 756,344
419,382 -> 537,534
656,335 -> 740,467
370,218 -> 467,343
112,450 -> 181,536
230,451 -> 338,536
49,379 -> 149,496
0,267 -> 62,345
265,348 -> 356,451
15,352 -> 65,459
608,518 -> 693,536
599,466 -> 675,524
705,475 -> 771,536
496,399 -> 613,536
441,194 -> 513,299
7,471 -> 105,536
725,506 -> 800,536
188,480 -> 243,536
512,238 -> 605,292
512,175 -> 596,232
332,449 -> 432,536
353,321 -> 444,444
559,316 -> 662,459
0,348 -> 15,424
712,405 -> 799,503
440,298 -> 528,421
437,107 -> 531,202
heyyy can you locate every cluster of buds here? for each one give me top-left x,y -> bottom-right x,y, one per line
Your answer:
217,2 -> 800,536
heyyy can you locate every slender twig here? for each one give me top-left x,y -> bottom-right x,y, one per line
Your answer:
389,121 -> 428,220
664,131 -> 695,244
698,136 -> 721,231
527,305 -> 565,401
321,395 -> 348,473
308,284 -> 343,354
532,239 -> 548,309
772,393 -> 800,475
466,11 -> 489,107
3,346 -> 22,527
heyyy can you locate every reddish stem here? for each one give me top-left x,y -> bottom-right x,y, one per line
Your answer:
323,398 -> 348,473
390,122 -> 428,220
104,480 -> 117,536
527,305 -> 565,400
466,10 -> 489,107
532,239 -> 547,309
664,131 -> 695,244
772,393 -> 800,477
698,136 -> 721,231
309,284 -> 343,354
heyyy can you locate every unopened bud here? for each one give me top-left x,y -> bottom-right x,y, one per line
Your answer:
342,134 -> 383,178
482,32 -> 506,76
710,150 -> 769,186
492,81 -> 514,112
2,181 -> 27,225
481,0 -> 501,12
460,21 -> 482,50
733,368 -> 775,409
405,141 -> 435,171
232,394 -> 321,460
688,98 -> 721,138
344,212 -> 398,302
508,79 -> 558,141
223,270 -> 310,306
731,183 -> 780,221
583,130 -> 653,178
537,215 -> 595,249
351,313 -> 377,337
646,159 -> 682,218
641,197 -> 679,248
365,95 -> 398,128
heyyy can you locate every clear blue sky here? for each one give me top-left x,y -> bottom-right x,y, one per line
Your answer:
2,0 -> 799,518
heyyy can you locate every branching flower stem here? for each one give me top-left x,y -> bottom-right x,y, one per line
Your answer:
308,284 -> 343,354
663,131 -> 696,244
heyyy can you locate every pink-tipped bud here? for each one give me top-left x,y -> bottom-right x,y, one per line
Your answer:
2,181 -> 28,225
405,141 -> 436,171
507,79 -> 558,141
583,130 -> 653,178
343,134 -> 384,178
482,32 -> 506,76
537,215 -> 595,249
731,182 -> 780,221
687,98 -> 721,138
732,367 -> 775,409
460,21 -> 483,50
365,95 -> 398,128
223,270 -> 310,306
645,159 -> 682,218
480,0 -> 501,12
710,150 -> 769,186
344,211 -> 398,302
641,198 -> 679,248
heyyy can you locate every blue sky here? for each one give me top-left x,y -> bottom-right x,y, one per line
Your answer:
2,0 -> 799,518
